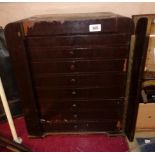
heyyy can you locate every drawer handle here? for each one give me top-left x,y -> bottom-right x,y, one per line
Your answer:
70,64 -> 75,71
73,114 -> 78,118
70,78 -> 76,83
74,125 -> 78,129
72,104 -> 77,107
69,51 -> 74,55
72,91 -> 77,95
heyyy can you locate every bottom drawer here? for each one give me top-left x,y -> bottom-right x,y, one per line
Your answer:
41,120 -> 121,133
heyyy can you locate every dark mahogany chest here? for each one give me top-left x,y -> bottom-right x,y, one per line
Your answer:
5,12 -> 140,141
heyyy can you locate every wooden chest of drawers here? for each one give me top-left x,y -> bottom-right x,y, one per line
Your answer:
5,12 -> 135,139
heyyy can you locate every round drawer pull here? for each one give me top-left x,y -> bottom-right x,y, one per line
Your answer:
69,51 -> 74,55
73,114 -> 78,118
117,101 -> 120,105
72,104 -> 77,107
70,64 -> 75,71
72,91 -> 76,95
71,78 -> 76,83
74,125 -> 78,129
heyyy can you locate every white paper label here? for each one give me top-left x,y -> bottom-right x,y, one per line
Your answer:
145,139 -> 151,144
89,24 -> 101,32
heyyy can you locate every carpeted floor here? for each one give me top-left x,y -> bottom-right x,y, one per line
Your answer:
0,117 -> 129,152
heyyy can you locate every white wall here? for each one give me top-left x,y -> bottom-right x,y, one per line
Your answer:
0,2 -> 155,28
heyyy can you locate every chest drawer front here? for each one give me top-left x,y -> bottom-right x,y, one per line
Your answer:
27,46 -> 129,60
31,59 -> 126,74
36,86 -> 125,99
26,34 -> 131,47
42,120 -> 120,133
34,72 -> 126,88
39,99 -> 124,116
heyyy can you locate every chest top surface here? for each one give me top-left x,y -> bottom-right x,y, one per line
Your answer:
23,12 -> 122,22
9,12 -> 134,36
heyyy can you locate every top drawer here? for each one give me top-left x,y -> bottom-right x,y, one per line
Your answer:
25,34 -> 131,47
21,12 -> 134,36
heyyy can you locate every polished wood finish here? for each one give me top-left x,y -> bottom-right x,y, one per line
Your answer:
5,12 -> 134,139
22,12 -> 133,36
